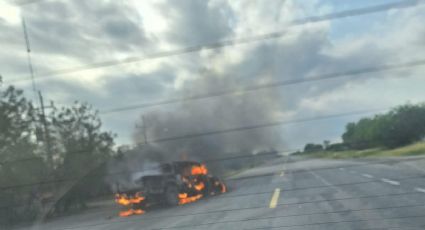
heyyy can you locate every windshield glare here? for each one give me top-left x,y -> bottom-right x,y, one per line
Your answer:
1,0 -> 425,229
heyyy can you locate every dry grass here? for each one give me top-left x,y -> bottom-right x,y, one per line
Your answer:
311,142 -> 425,159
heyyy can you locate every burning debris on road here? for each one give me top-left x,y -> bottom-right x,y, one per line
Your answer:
115,192 -> 146,217
114,161 -> 226,217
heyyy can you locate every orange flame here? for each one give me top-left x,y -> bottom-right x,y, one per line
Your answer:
194,182 -> 205,191
178,193 -> 203,205
115,193 -> 146,217
133,209 -> 145,215
119,209 -> 145,217
191,164 -> 208,175
115,194 -> 131,206
119,209 -> 134,217
221,182 -> 227,193
178,193 -> 188,199
130,196 -> 145,204
115,193 -> 145,206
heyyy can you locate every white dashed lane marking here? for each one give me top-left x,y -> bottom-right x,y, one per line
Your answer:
362,174 -> 374,179
381,178 -> 400,186
415,187 -> 425,193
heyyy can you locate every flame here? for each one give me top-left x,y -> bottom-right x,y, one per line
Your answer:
178,193 -> 203,205
130,196 -> 145,204
119,209 -> 145,217
115,163 -> 225,217
115,194 -> 131,206
115,193 -> 145,206
178,193 -> 188,199
221,182 -> 227,193
194,182 -> 205,191
115,193 -> 146,217
191,164 -> 208,175
133,209 -> 145,215
119,209 -> 134,217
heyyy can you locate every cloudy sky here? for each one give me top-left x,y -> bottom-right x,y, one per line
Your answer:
1,0 -> 425,151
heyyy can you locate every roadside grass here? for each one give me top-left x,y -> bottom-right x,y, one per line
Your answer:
223,161 -> 266,178
309,142 -> 425,159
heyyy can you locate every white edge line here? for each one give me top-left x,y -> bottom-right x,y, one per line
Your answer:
381,178 -> 400,186
362,174 -> 374,179
415,187 -> 425,193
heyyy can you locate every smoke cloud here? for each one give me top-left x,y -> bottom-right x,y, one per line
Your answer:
132,68 -> 286,172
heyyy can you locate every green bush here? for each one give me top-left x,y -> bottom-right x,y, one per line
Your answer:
342,103 -> 425,149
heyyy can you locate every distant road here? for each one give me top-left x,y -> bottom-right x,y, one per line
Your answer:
19,156 -> 425,230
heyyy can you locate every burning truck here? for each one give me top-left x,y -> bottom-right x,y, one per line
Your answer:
114,161 -> 226,217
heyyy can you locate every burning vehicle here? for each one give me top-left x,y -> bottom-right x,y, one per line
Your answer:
114,161 -> 226,217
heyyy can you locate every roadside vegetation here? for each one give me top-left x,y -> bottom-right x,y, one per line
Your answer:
308,142 -> 425,159
0,79 -> 279,225
295,103 -> 425,159
0,78 -> 116,225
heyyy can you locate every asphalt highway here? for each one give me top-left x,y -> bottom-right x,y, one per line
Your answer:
17,156 -> 425,230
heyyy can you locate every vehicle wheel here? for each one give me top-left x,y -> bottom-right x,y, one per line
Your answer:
164,184 -> 179,206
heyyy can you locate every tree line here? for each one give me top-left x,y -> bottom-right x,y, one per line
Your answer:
0,78 -> 115,225
302,103 -> 425,153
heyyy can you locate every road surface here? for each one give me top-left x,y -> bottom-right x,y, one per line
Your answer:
17,156 -> 425,230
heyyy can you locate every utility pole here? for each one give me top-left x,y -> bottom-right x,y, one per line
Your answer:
22,17 -> 38,101
135,114 -> 149,146
23,17 -> 53,160
141,115 -> 148,145
38,91 -> 53,165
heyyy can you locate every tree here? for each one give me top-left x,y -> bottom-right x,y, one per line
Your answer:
303,143 -> 323,153
379,104 -> 425,148
342,103 -> 425,149
323,140 -> 330,149
0,83 -> 48,224
46,102 -> 115,213
326,143 -> 348,151
0,78 -> 117,224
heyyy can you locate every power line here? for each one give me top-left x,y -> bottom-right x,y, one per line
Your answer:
7,0 -> 425,84
138,203 -> 425,230
99,59 -> 425,114
3,133 -> 424,193
146,108 -> 389,144
0,58 -> 419,166
3,144 -> 421,193
2,154 -> 423,193
216,171 -> 425,200
233,175 -> 424,197
1,157 -> 424,208
34,191 -> 424,230
0,107 -> 388,167
248,214 -> 424,230
14,0 -> 46,6
57,205 -> 425,230
1,60 -> 422,166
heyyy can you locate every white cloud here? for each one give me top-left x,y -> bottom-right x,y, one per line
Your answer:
0,1 -> 21,25
1,0 -> 424,148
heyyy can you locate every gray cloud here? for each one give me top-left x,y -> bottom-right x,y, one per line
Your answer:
155,0 -> 233,45
21,0 -> 147,63
1,0 -> 424,153
35,65 -> 176,109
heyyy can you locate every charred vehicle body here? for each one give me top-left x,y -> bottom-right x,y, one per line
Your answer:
114,161 -> 226,216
